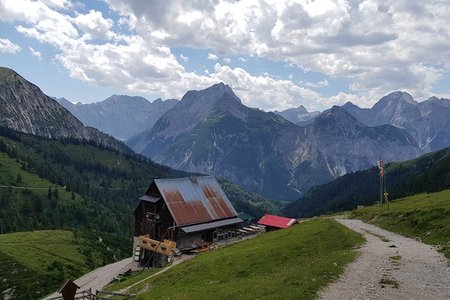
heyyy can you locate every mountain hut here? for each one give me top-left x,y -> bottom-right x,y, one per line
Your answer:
133,176 -> 243,267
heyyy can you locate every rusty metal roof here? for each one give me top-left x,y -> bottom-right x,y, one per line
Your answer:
154,176 -> 238,226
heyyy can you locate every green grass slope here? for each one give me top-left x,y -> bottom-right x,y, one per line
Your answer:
351,189 -> 450,259
0,230 -> 129,299
108,219 -> 364,300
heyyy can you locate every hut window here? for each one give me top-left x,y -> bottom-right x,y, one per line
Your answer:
213,231 -> 217,239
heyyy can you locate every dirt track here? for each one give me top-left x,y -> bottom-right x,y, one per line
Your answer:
319,219 -> 450,300
43,257 -> 133,299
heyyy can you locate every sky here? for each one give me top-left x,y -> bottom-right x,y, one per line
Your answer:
0,0 -> 449,112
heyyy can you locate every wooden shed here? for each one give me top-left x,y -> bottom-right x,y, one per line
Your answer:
257,214 -> 298,232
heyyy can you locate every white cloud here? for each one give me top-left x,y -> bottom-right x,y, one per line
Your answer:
2,0 -> 79,48
179,54 -> 189,62
103,0 -> 450,106
209,63 -> 322,111
41,0 -> 72,9
2,0 -> 450,111
29,46 -> 42,59
207,53 -> 218,61
73,10 -> 114,40
0,38 -> 21,53
223,57 -> 231,64
301,79 -> 329,88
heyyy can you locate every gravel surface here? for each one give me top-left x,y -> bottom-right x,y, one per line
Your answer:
319,218 -> 450,300
43,257 -> 134,299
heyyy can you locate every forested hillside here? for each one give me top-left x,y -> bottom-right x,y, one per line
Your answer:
0,126 -> 274,236
283,147 -> 450,217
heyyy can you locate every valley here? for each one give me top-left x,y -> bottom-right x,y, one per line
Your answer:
1,2 -> 450,299
125,83 -> 425,200
0,66 -> 448,299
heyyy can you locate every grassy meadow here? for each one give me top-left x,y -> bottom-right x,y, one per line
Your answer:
0,229 -> 131,299
0,230 -> 89,299
351,189 -> 450,259
108,219 -> 364,300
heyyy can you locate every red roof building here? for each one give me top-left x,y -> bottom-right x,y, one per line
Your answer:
257,214 -> 297,231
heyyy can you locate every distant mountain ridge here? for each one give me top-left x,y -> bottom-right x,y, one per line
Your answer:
127,83 -> 423,200
58,95 -> 178,140
274,105 -> 321,126
0,67 -> 128,152
341,91 -> 450,151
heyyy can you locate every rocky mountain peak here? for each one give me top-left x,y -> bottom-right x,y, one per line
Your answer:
182,82 -> 241,105
275,104 -> 320,125
310,106 -> 367,139
373,91 -> 417,109
342,101 -> 359,109
102,94 -> 150,106
0,67 -> 129,152
315,105 -> 360,126
295,105 -> 308,113
0,67 -> 18,82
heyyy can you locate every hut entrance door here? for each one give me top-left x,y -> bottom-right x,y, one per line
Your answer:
203,230 -> 214,243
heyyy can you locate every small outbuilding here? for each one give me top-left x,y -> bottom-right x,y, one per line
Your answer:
58,280 -> 79,300
134,176 -> 243,266
257,214 -> 298,232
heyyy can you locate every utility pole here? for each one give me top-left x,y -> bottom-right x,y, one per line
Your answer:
378,160 -> 388,205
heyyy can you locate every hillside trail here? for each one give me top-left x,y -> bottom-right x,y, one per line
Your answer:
319,218 -> 450,300
43,257 -> 134,299
117,254 -> 195,294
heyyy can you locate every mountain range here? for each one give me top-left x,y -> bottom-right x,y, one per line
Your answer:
2,65 -> 448,202
274,105 -> 320,126
341,91 -> 450,151
0,66 -> 276,219
0,67 -> 128,152
127,83 -> 423,200
57,95 -> 178,140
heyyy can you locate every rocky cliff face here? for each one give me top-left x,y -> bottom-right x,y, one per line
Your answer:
58,95 -> 178,140
128,84 -> 423,200
0,67 -> 128,152
342,91 -> 450,151
287,106 -> 422,193
128,83 -> 302,199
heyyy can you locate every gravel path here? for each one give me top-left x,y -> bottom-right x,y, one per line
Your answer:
43,257 -> 134,299
319,219 -> 450,300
